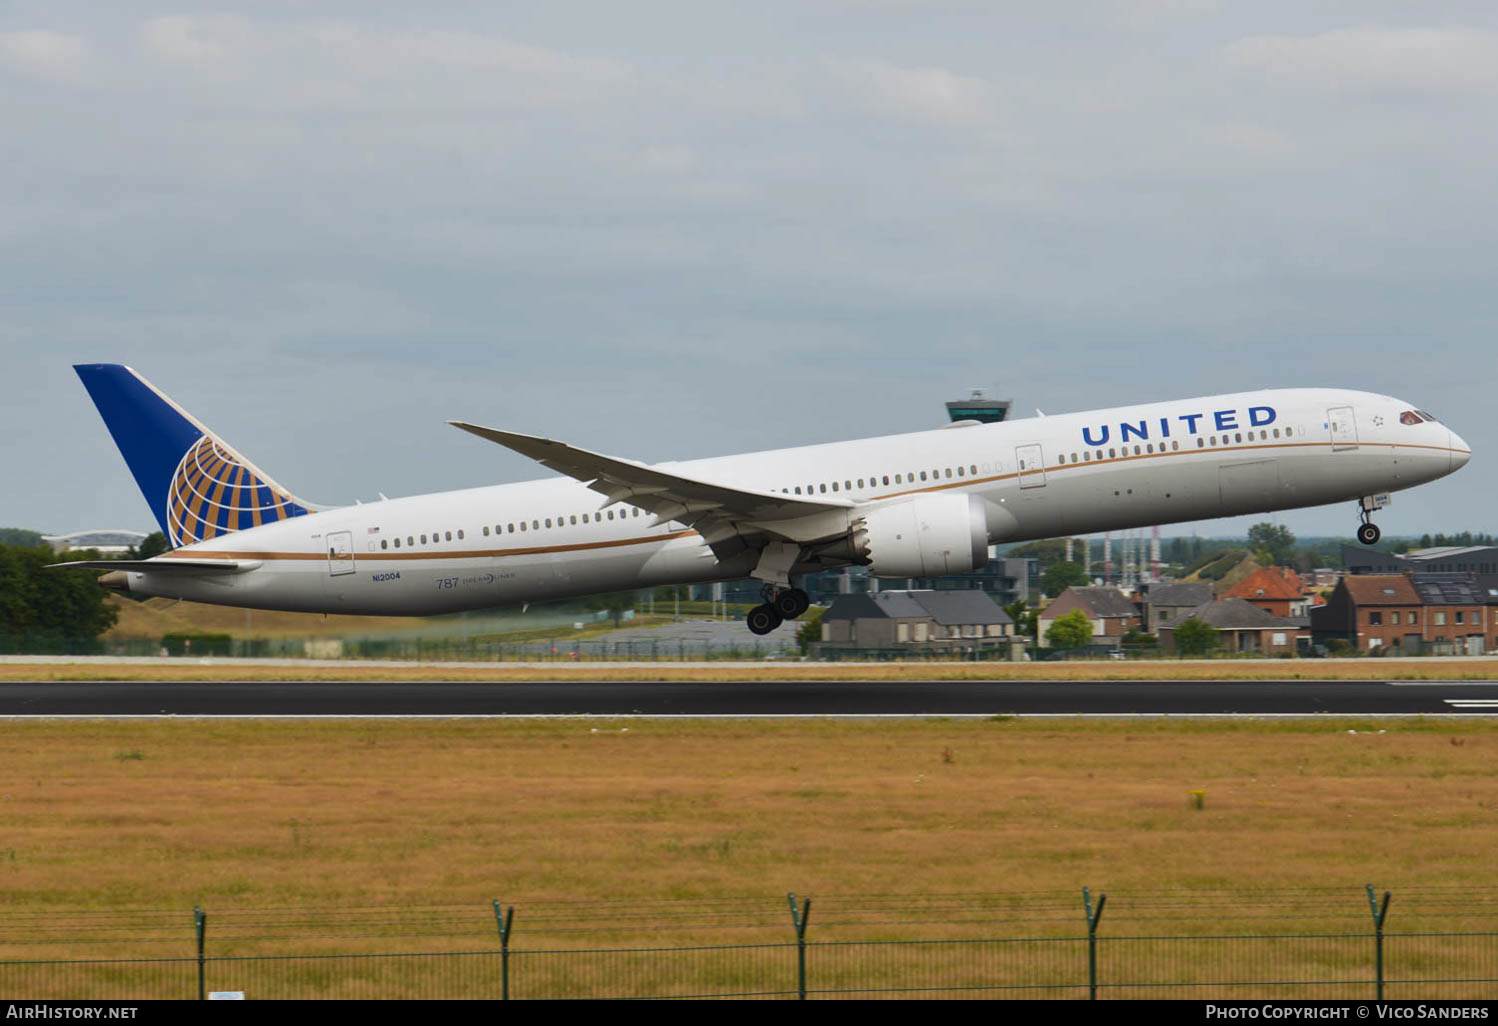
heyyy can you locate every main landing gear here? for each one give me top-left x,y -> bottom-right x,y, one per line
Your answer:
1357,498 -> 1382,546
746,585 -> 811,636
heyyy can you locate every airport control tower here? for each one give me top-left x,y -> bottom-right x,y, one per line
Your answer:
945,388 -> 1012,424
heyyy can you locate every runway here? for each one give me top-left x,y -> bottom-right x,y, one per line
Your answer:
3,680 -> 1498,717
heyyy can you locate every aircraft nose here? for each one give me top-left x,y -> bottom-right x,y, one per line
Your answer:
1450,429 -> 1471,472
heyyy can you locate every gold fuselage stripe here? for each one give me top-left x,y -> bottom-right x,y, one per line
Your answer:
157,437 -> 1468,563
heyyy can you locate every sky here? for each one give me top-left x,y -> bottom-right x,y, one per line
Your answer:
3,2 -> 1494,543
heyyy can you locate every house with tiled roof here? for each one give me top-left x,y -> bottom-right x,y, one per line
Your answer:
1140,581 -> 1215,634
817,590 -> 1018,655
1225,567 -> 1311,619
1310,573 -> 1491,654
1159,598 -> 1307,654
1037,586 -> 1142,648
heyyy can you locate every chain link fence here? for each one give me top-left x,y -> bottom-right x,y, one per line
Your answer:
3,888 -> 1498,1000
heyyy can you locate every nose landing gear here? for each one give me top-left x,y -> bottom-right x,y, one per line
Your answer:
1357,495 -> 1388,546
746,585 -> 811,636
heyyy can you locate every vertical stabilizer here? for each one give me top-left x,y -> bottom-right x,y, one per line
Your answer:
74,364 -> 318,548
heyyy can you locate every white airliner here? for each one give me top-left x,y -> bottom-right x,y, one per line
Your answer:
62,365 -> 1470,635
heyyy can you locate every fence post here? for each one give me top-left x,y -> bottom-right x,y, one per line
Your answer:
493,900 -> 515,1000
787,892 -> 812,1000
193,906 -> 206,1001
1366,884 -> 1391,1001
1083,887 -> 1106,1001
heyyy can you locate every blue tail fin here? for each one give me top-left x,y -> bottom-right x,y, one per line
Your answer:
74,364 -> 317,548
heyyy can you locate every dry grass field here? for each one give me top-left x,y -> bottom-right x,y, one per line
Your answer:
1,716 -> 1495,961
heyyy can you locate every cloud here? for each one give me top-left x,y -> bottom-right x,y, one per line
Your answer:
1221,25 -> 1498,96
821,55 -> 994,125
0,30 -> 89,82
133,16 -> 635,111
138,15 -> 252,65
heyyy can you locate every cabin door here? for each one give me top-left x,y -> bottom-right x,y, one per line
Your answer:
1328,406 -> 1358,451
327,530 -> 356,576
1016,444 -> 1046,489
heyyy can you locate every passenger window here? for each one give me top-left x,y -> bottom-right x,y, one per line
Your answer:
883,476 -> 891,485
845,480 -> 852,490
919,471 -> 927,481
944,468 -> 952,478
1108,449 -> 1116,458
1083,452 -> 1090,461
381,539 -> 388,550
858,478 -> 865,488
458,530 -> 464,540
570,515 -> 577,525
532,520 -> 539,530
483,526 -> 490,537
970,465 -> 977,474
1235,433 -> 1242,443
395,538 -> 402,548
1273,428 -> 1280,438
1134,445 -> 1141,455
1285,426 -> 1293,436
831,482 -> 839,492
895,474 -> 902,483
794,486 -> 801,494
508,524 -> 515,533
445,531 -> 452,541
819,484 -> 827,493
1172,440 -> 1180,451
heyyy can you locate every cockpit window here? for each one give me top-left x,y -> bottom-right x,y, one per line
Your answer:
1416,410 -> 1439,423
1400,411 -> 1422,426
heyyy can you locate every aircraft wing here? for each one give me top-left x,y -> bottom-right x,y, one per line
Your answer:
449,421 -> 853,550
49,559 -> 263,574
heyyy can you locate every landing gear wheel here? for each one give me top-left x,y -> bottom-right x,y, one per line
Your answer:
746,603 -> 784,636
773,588 -> 811,621
1357,522 -> 1381,546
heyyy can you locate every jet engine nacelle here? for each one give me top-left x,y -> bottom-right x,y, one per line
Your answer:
853,493 -> 991,578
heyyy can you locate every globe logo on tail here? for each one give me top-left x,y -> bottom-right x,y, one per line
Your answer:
165,435 -> 307,547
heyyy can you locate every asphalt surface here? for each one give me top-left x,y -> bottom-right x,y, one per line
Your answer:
3,680 -> 1498,716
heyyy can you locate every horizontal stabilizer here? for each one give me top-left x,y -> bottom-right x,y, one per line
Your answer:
50,559 -> 263,574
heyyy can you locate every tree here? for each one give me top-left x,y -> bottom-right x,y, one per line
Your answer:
1247,523 -> 1297,567
795,609 -> 824,655
0,528 -> 46,549
1173,617 -> 1219,657
129,531 -> 169,559
1003,599 -> 1037,642
1045,608 -> 1094,650
1041,561 -> 1090,597
584,590 -> 638,628
1004,538 -> 1079,571
0,544 -> 119,653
